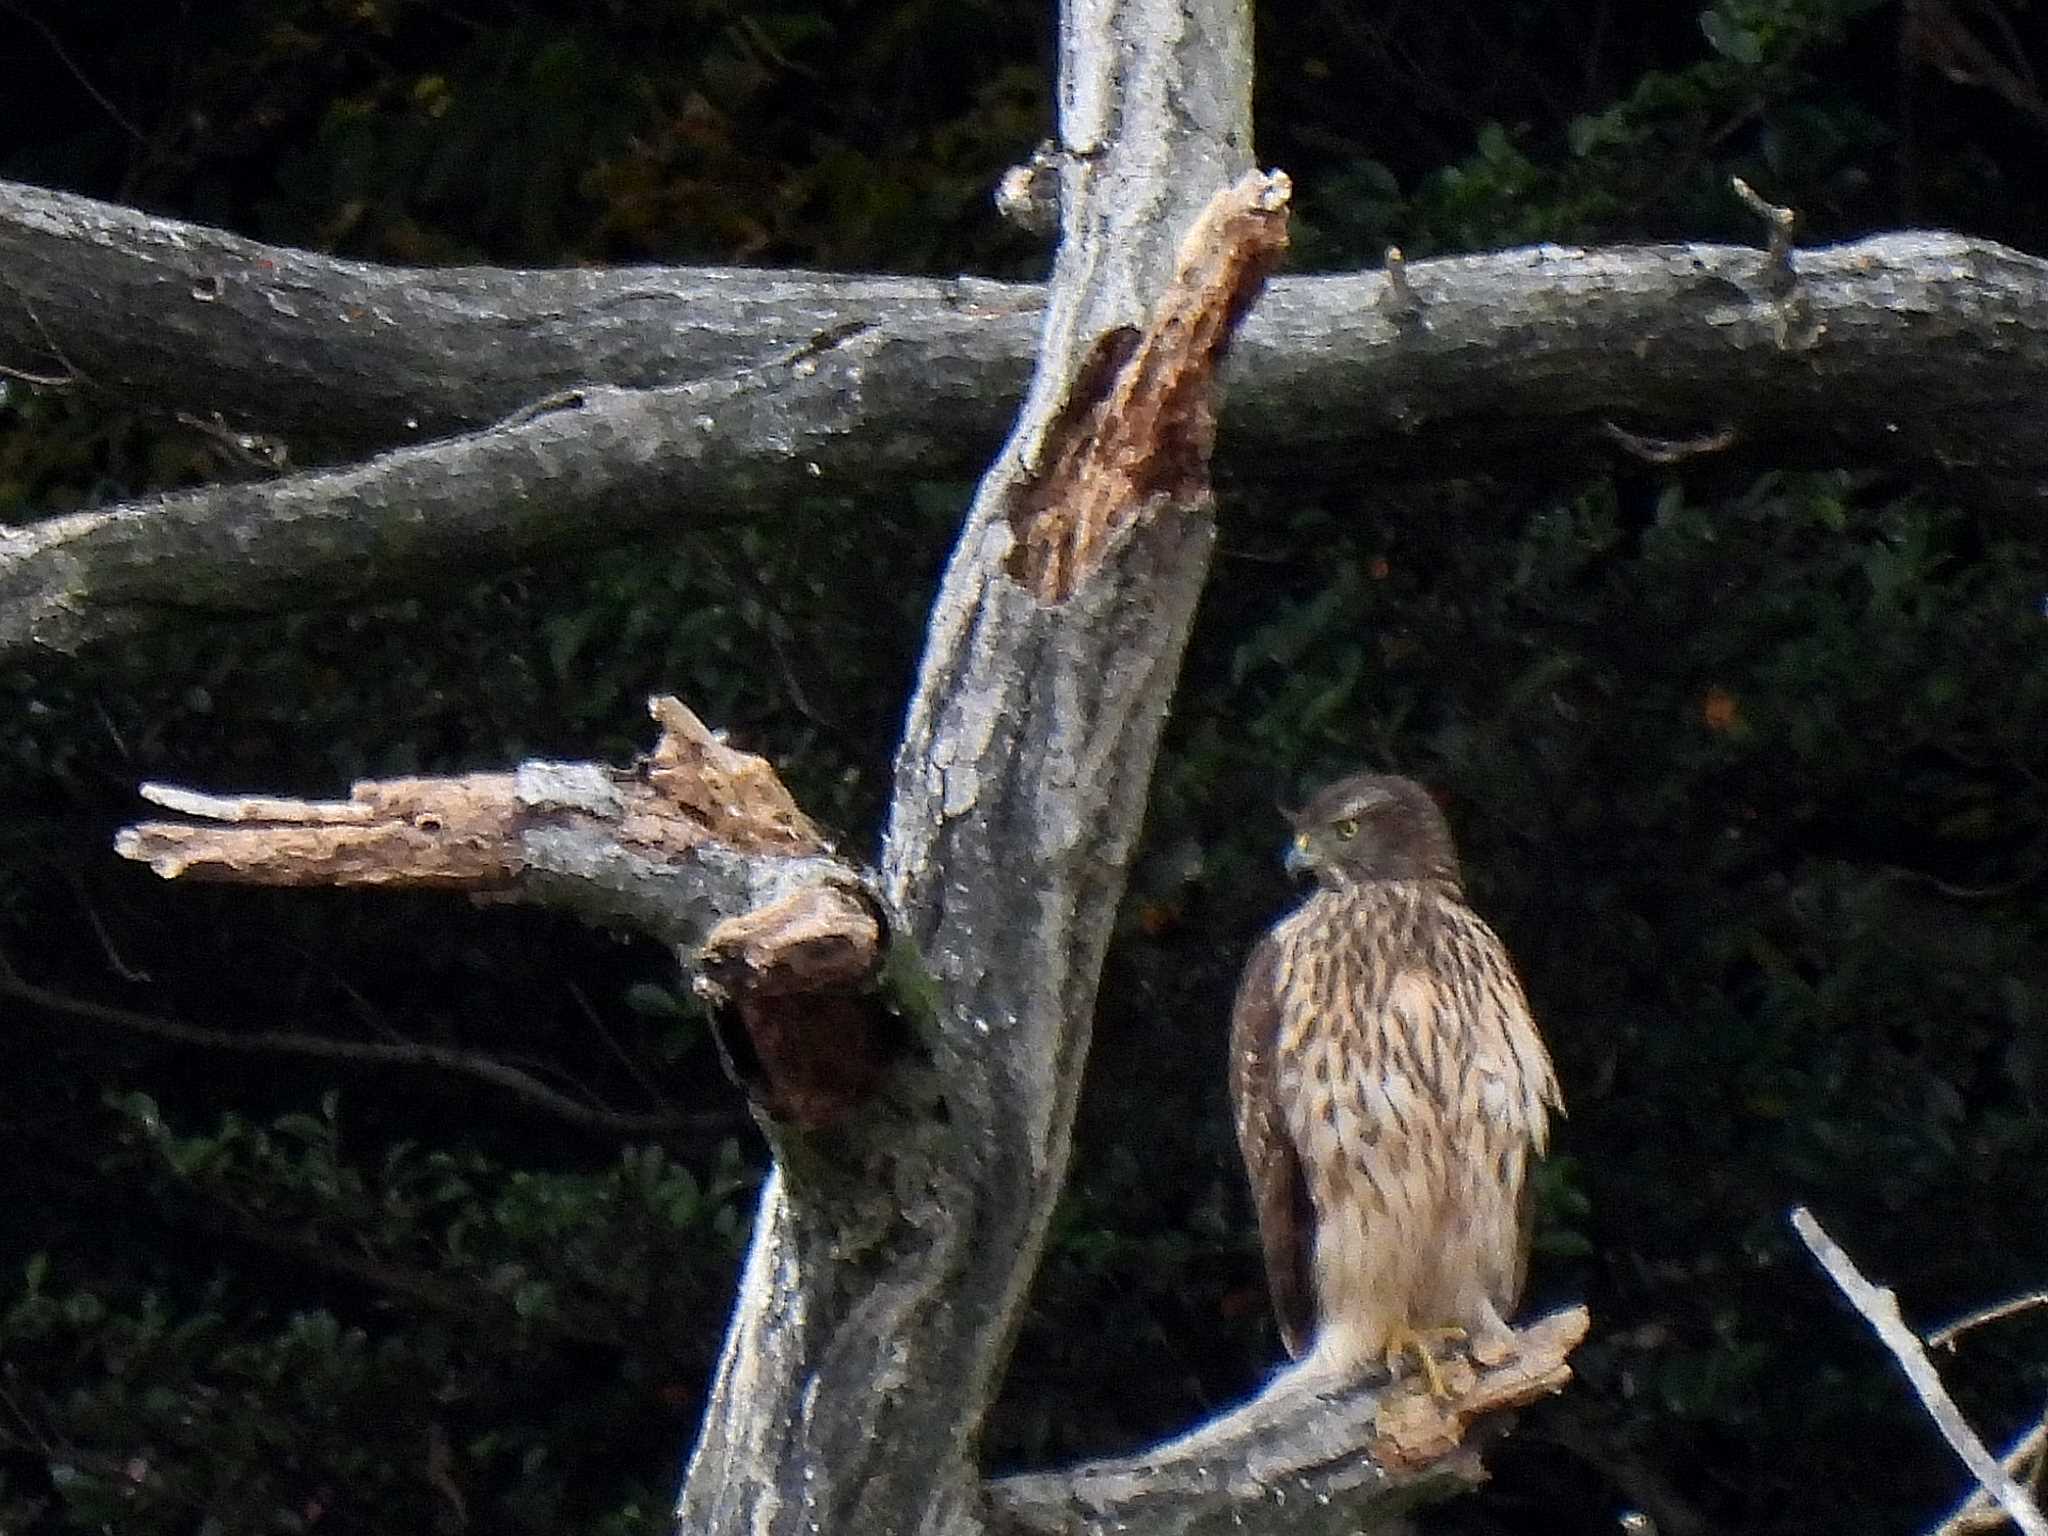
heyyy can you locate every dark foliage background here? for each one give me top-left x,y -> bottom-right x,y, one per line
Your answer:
3,1 -> 2047,1531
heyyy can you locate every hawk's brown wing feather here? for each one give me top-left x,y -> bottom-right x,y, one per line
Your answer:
1228,931 -> 1316,1358
1430,897 -> 1563,1315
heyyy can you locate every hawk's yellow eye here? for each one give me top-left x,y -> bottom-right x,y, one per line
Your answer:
1332,818 -> 1360,840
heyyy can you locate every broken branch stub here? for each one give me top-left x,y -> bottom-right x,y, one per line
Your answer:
114,695 -> 896,1127
694,883 -> 899,1131
1008,169 -> 1292,602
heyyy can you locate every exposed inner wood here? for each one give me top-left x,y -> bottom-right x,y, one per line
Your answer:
696,885 -> 895,1131
1007,169 -> 1292,602
113,693 -> 898,1130
643,696 -> 827,854
113,694 -> 831,887
1368,1304 -> 1589,1470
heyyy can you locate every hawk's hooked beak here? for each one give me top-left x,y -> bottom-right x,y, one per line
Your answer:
1283,833 -> 1314,877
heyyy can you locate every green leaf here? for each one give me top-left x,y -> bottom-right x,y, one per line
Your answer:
1699,8 -> 1764,64
511,1279 -> 555,1319
623,981 -> 687,1018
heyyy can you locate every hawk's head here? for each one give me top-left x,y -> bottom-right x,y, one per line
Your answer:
1282,773 -> 1462,889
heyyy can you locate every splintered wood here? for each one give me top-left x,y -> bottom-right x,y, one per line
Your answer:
642,696 -> 824,854
1008,169 -> 1291,602
114,694 -> 823,889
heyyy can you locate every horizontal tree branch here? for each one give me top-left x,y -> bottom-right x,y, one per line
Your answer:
6,180 -> 2048,662
7,180 -> 2047,510
111,695 -> 906,1137
2,191 -> 2045,662
0,309 -> 1022,656
989,1306 -> 1589,1536
111,695 -> 866,946
0,178 -> 1040,457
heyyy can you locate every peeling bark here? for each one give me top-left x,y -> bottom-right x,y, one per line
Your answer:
1009,174 -> 1291,600
115,695 -> 872,955
696,884 -> 896,1129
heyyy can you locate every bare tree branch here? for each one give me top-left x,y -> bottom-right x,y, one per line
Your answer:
1792,1206 -> 2048,1536
10,164 -> 2047,497
111,695 -> 908,1141
0,317 -> 1014,657
1933,1407 -> 2048,1536
1930,1292 -> 2048,1352
6,208 -> 2047,664
0,177 -> 1039,455
989,1307 -> 1588,1536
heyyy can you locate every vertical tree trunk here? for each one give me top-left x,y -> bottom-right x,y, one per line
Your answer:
673,3 -> 1256,1532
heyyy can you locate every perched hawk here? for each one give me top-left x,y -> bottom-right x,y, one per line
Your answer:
1229,774 -> 1561,1386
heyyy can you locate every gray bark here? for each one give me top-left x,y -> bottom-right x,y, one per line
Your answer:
674,1 -> 1257,1533
6,218 -> 2048,663
7,169 -> 2047,496
0,176 -> 1039,458
0,317 -> 1018,655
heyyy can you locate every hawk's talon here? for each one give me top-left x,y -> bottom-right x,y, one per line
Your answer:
1384,1324 -> 1468,1398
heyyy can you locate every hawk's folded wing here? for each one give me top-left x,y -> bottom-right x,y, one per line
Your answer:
1228,932 -> 1316,1358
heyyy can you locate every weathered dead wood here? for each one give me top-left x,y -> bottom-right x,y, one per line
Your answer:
990,1307 -> 1589,1536
9,226 -> 2048,661
671,0 -> 1285,1526
114,696 -> 889,1127
0,313 -> 988,658
1010,172 -> 1291,600
11,171 -> 2048,509
117,697 -> 830,877
0,176 -> 1039,456
694,883 -> 895,1129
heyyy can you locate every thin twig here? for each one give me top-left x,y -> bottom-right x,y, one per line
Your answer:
0,1 -> 148,145
1731,175 -> 1799,290
0,953 -> 737,1142
1931,1293 -> 2048,1352
67,872 -> 150,983
0,361 -> 73,387
567,980 -> 674,1113
1791,1206 -> 2048,1536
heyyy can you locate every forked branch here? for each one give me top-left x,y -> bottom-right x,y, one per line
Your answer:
1793,1206 -> 2048,1536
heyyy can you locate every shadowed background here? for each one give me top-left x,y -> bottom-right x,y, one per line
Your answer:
3,1 -> 2046,1530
